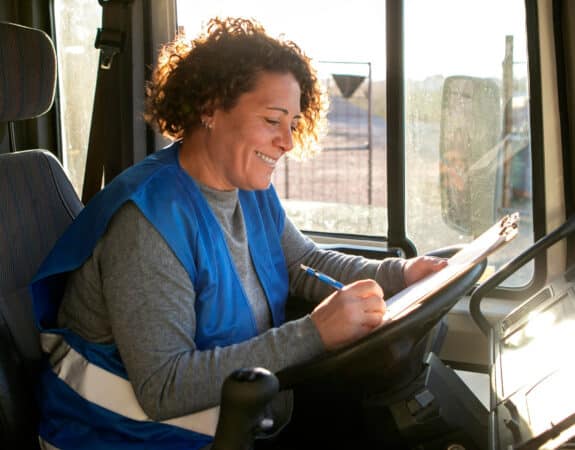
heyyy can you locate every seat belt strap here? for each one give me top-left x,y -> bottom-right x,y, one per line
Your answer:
82,0 -> 134,204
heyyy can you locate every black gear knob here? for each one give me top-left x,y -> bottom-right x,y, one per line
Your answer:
211,367 -> 279,450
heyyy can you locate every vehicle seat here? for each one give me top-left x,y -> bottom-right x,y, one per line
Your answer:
0,21 -> 83,449
0,21 -> 279,450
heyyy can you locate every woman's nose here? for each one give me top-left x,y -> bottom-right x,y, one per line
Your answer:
275,126 -> 294,153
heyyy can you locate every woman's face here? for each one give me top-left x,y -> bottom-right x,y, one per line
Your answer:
201,71 -> 302,191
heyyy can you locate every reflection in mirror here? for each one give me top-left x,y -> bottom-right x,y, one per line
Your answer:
439,76 -> 501,237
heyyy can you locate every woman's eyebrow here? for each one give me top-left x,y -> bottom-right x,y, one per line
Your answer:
266,107 -> 302,119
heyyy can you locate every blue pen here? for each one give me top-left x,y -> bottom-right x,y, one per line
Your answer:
300,264 -> 344,290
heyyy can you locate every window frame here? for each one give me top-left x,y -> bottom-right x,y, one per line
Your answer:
279,0 -> 547,298
379,0 -> 546,298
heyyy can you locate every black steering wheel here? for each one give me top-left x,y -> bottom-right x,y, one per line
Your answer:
210,246 -> 487,450
276,245 -> 487,396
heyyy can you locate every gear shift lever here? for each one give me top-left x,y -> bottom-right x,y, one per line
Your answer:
211,367 -> 279,450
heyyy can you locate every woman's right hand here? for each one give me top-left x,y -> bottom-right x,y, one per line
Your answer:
310,279 -> 386,351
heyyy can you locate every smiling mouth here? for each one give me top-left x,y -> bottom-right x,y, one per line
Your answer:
255,151 -> 277,166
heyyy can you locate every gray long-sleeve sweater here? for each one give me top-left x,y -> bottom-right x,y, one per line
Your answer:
58,184 -> 406,428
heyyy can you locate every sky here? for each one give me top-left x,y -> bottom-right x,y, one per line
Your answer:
176,0 -> 528,81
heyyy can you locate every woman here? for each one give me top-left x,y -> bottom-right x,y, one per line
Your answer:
32,17 -> 446,449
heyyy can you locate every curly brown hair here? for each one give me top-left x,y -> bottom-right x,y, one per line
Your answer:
144,17 -> 328,159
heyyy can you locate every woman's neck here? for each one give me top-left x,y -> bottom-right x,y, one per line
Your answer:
178,131 -> 234,191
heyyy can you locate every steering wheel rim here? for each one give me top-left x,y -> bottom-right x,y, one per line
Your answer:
277,245 -> 487,395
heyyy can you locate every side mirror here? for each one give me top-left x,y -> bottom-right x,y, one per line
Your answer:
439,76 -> 502,237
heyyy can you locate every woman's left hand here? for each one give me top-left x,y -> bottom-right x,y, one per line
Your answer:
403,256 -> 448,286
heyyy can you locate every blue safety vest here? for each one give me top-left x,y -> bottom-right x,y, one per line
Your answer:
30,141 -> 289,449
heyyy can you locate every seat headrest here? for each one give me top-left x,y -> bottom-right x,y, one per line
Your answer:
0,22 -> 57,122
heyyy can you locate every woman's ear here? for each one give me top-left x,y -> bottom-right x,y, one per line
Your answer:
200,103 -> 216,130
201,100 -> 217,117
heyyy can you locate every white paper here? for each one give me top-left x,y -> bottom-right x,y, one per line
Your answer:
381,212 -> 520,324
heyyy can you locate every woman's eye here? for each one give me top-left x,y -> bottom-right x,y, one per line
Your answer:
265,117 -> 297,133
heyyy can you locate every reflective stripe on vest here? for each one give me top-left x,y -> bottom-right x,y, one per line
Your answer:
41,333 -> 220,437
39,437 -> 59,449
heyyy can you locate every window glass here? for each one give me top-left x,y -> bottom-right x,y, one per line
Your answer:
176,0 -> 387,236
404,0 -> 534,286
177,1 -> 536,286
53,0 -> 101,195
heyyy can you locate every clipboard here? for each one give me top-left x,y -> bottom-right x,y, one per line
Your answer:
381,212 -> 520,324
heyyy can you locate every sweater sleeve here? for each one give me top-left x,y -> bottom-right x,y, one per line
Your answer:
97,202 -> 324,421
280,216 -> 408,302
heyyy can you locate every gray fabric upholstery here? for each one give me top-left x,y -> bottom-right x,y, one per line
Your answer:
0,150 -> 82,450
0,150 -> 82,360
0,22 -> 57,122
0,20 -> 82,449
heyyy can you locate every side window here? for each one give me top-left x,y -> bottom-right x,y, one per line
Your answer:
53,0 -> 101,196
404,0 -> 534,286
178,0 -> 536,287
